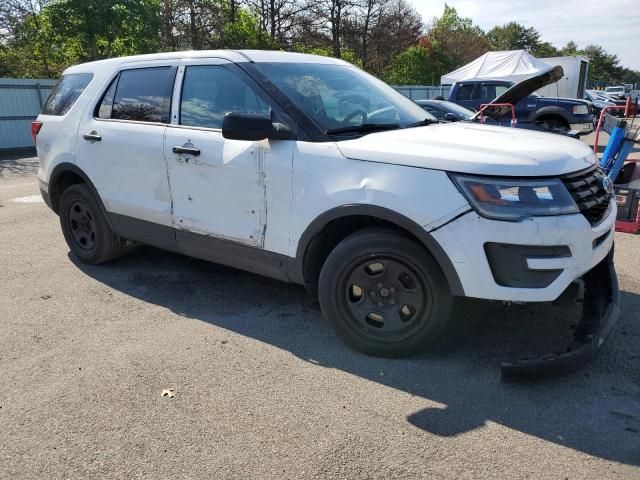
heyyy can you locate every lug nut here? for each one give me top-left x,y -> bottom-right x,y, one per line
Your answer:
370,291 -> 376,298
377,302 -> 383,308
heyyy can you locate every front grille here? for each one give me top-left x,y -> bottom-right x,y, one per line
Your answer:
561,165 -> 611,226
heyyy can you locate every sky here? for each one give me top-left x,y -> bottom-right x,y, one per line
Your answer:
408,0 -> 640,70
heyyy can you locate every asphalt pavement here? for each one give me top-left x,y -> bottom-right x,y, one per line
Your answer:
1,153 -> 639,479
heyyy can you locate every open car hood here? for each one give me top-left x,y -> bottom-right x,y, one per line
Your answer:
473,65 -> 564,120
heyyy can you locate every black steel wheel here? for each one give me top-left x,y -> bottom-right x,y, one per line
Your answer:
318,228 -> 452,357
59,184 -> 128,264
67,200 -> 97,253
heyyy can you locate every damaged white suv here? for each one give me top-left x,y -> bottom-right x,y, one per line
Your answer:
35,51 -> 618,379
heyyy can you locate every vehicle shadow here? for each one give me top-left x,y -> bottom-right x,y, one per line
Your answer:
0,154 -> 38,179
69,246 -> 640,465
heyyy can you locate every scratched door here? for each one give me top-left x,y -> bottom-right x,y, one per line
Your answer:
164,63 -> 268,247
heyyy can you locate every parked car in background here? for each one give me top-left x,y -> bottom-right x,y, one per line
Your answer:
585,89 -> 619,119
604,85 -> 627,98
34,50 -> 618,379
447,79 -> 594,135
414,99 -> 474,122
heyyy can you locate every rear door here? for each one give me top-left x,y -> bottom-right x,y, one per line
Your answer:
76,63 -> 176,240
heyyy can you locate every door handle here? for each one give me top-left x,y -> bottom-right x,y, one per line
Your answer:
83,132 -> 101,142
172,146 -> 200,156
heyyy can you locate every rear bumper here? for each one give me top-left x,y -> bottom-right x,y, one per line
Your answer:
38,178 -> 53,211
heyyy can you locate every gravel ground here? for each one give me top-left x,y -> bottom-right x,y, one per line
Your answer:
0,154 -> 639,479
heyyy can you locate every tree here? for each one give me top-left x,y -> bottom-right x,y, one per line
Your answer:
0,0 -> 64,77
532,41 -> 560,58
383,45 -> 432,84
560,41 -> 579,56
46,0 -> 161,61
246,0 -> 306,46
486,22 -> 540,52
221,8 -> 278,48
421,5 -> 488,83
581,44 -> 623,84
360,0 -> 422,76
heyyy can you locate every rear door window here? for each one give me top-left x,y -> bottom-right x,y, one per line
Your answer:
42,73 -> 93,116
457,84 -> 474,101
97,67 -> 175,123
477,83 -> 509,100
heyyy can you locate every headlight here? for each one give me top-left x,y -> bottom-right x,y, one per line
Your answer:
573,104 -> 589,115
450,174 -> 579,221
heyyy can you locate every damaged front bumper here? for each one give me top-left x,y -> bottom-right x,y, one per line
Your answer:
501,247 -> 619,381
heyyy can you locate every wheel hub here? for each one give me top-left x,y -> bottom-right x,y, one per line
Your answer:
343,257 -> 429,339
68,201 -> 97,251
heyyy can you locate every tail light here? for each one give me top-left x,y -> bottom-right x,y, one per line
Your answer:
31,121 -> 43,143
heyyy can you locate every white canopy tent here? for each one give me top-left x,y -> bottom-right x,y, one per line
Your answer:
440,50 -> 554,85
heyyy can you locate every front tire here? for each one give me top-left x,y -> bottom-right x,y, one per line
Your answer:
59,184 -> 127,264
318,228 -> 453,357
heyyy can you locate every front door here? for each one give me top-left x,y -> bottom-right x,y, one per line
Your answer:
164,62 -> 272,248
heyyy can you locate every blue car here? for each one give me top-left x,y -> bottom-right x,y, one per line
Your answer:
414,99 -> 475,122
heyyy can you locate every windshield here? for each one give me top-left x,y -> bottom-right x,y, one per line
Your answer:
439,101 -> 474,119
254,62 -> 435,133
605,87 -> 624,93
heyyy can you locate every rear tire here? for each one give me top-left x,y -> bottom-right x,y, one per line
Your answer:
317,228 -> 453,358
59,184 -> 127,264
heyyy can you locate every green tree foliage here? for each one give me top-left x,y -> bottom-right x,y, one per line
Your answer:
46,0 -> 162,61
486,22 -> 540,52
382,46 -> 431,84
0,0 -> 637,86
532,41 -> 560,58
560,41 -> 580,56
581,44 -> 624,83
422,5 -> 488,82
221,9 -> 278,49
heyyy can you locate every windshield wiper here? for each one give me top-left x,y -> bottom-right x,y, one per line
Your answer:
325,123 -> 400,135
405,118 -> 438,128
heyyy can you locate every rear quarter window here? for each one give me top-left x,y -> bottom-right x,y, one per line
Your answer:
41,73 -> 93,116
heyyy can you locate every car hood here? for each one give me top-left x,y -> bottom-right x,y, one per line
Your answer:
474,65 -> 568,119
336,122 -> 596,177
535,96 -> 589,105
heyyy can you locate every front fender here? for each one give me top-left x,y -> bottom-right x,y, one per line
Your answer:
533,106 -> 572,123
290,141 -> 470,295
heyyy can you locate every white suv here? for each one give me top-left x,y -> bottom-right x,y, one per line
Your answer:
35,50 -> 619,378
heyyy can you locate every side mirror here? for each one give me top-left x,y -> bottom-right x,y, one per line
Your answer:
222,112 -> 296,141
443,112 -> 458,122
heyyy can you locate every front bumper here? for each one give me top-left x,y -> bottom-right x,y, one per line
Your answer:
431,198 -> 617,302
501,247 -> 619,381
570,122 -> 594,134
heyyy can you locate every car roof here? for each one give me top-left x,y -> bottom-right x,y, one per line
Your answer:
64,50 -> 351,75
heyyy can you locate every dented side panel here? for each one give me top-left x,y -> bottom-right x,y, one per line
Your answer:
288,141 -> 470,257
164,127 -> 273,247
